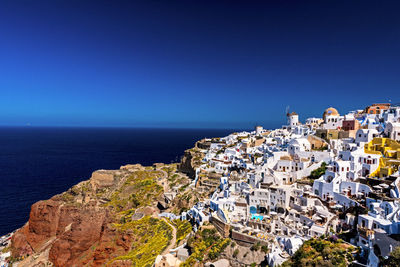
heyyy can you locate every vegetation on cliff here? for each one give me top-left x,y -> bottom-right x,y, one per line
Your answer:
171,219 -> 192,244
170,187 -> 205,215
281,237 -> 355,267
110,216 -> 173,266
181,227 -> 230,266
107,170 -> 164,212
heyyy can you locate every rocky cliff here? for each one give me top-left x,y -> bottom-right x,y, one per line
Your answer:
178,145 -> 205,178
9,164 -> 191,267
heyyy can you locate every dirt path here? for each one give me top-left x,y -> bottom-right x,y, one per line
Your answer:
159,169 -> 168,179
161,218 -> 177,255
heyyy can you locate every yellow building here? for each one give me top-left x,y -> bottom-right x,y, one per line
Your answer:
315,129 -> 350,140
364,138 -> 400,178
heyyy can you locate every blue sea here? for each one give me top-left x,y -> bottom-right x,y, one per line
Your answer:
0,127 -> 244,236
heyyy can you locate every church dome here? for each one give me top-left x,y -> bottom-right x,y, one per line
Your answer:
323,107 -> 339,120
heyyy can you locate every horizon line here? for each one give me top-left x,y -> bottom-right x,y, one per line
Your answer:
0,124 -> 257,131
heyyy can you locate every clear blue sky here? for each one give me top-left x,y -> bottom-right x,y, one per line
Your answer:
0,0 -> 399,129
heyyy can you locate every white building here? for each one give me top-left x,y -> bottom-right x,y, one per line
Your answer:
288,138 -> 311,156
355,129 -> 379,145
287,112 -> 299,127
322,107 -> 343,130
383,106 -> 400,123
385,122 -> 400,141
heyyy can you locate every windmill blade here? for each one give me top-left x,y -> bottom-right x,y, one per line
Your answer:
285,105 -> 290,115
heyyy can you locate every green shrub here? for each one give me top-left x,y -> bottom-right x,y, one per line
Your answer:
308,162 -> 327,180
107,170 -> 163,211
381,246 -> 400,267
251,242 -> 261,251
181,227 -> 229,266
261,245 -> 269,253
172,219 -> 192,244
283,237 -> 354,267
110,216 -> 172,266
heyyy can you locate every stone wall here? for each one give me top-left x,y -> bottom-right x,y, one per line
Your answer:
210,215 -> 230,238
231,230 -> 268,247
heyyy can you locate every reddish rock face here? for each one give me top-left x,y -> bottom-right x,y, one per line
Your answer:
11,225 -> 33,257
48,206 -> 108,266
108,260 -> 133,267
86,227 -> 133,266
10,195 -> 139,267
10,199 -> 120,267
26,200 -> 62,251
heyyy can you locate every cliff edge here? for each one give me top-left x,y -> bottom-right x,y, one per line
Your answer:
9,163 -> 194,267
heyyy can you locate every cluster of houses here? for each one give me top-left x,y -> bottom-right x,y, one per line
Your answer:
158,103 -> 400,267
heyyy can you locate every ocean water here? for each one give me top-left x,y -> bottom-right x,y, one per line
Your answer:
0,127 -> 243,236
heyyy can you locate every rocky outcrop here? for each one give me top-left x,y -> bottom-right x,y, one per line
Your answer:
196,139 -> 211,150
10,170 -> 124,266
89,228 -> 135,266
90,170 -> 117,191
120,163 -> 145,171
9,164 -> 187,267
222,244 -> 268,266
179,148 -> 205,178
48,204 -> 109,266
10,197 -> 113,266
10,225 -> 34,257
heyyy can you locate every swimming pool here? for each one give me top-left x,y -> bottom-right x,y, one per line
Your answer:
251,214 -> 263,221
